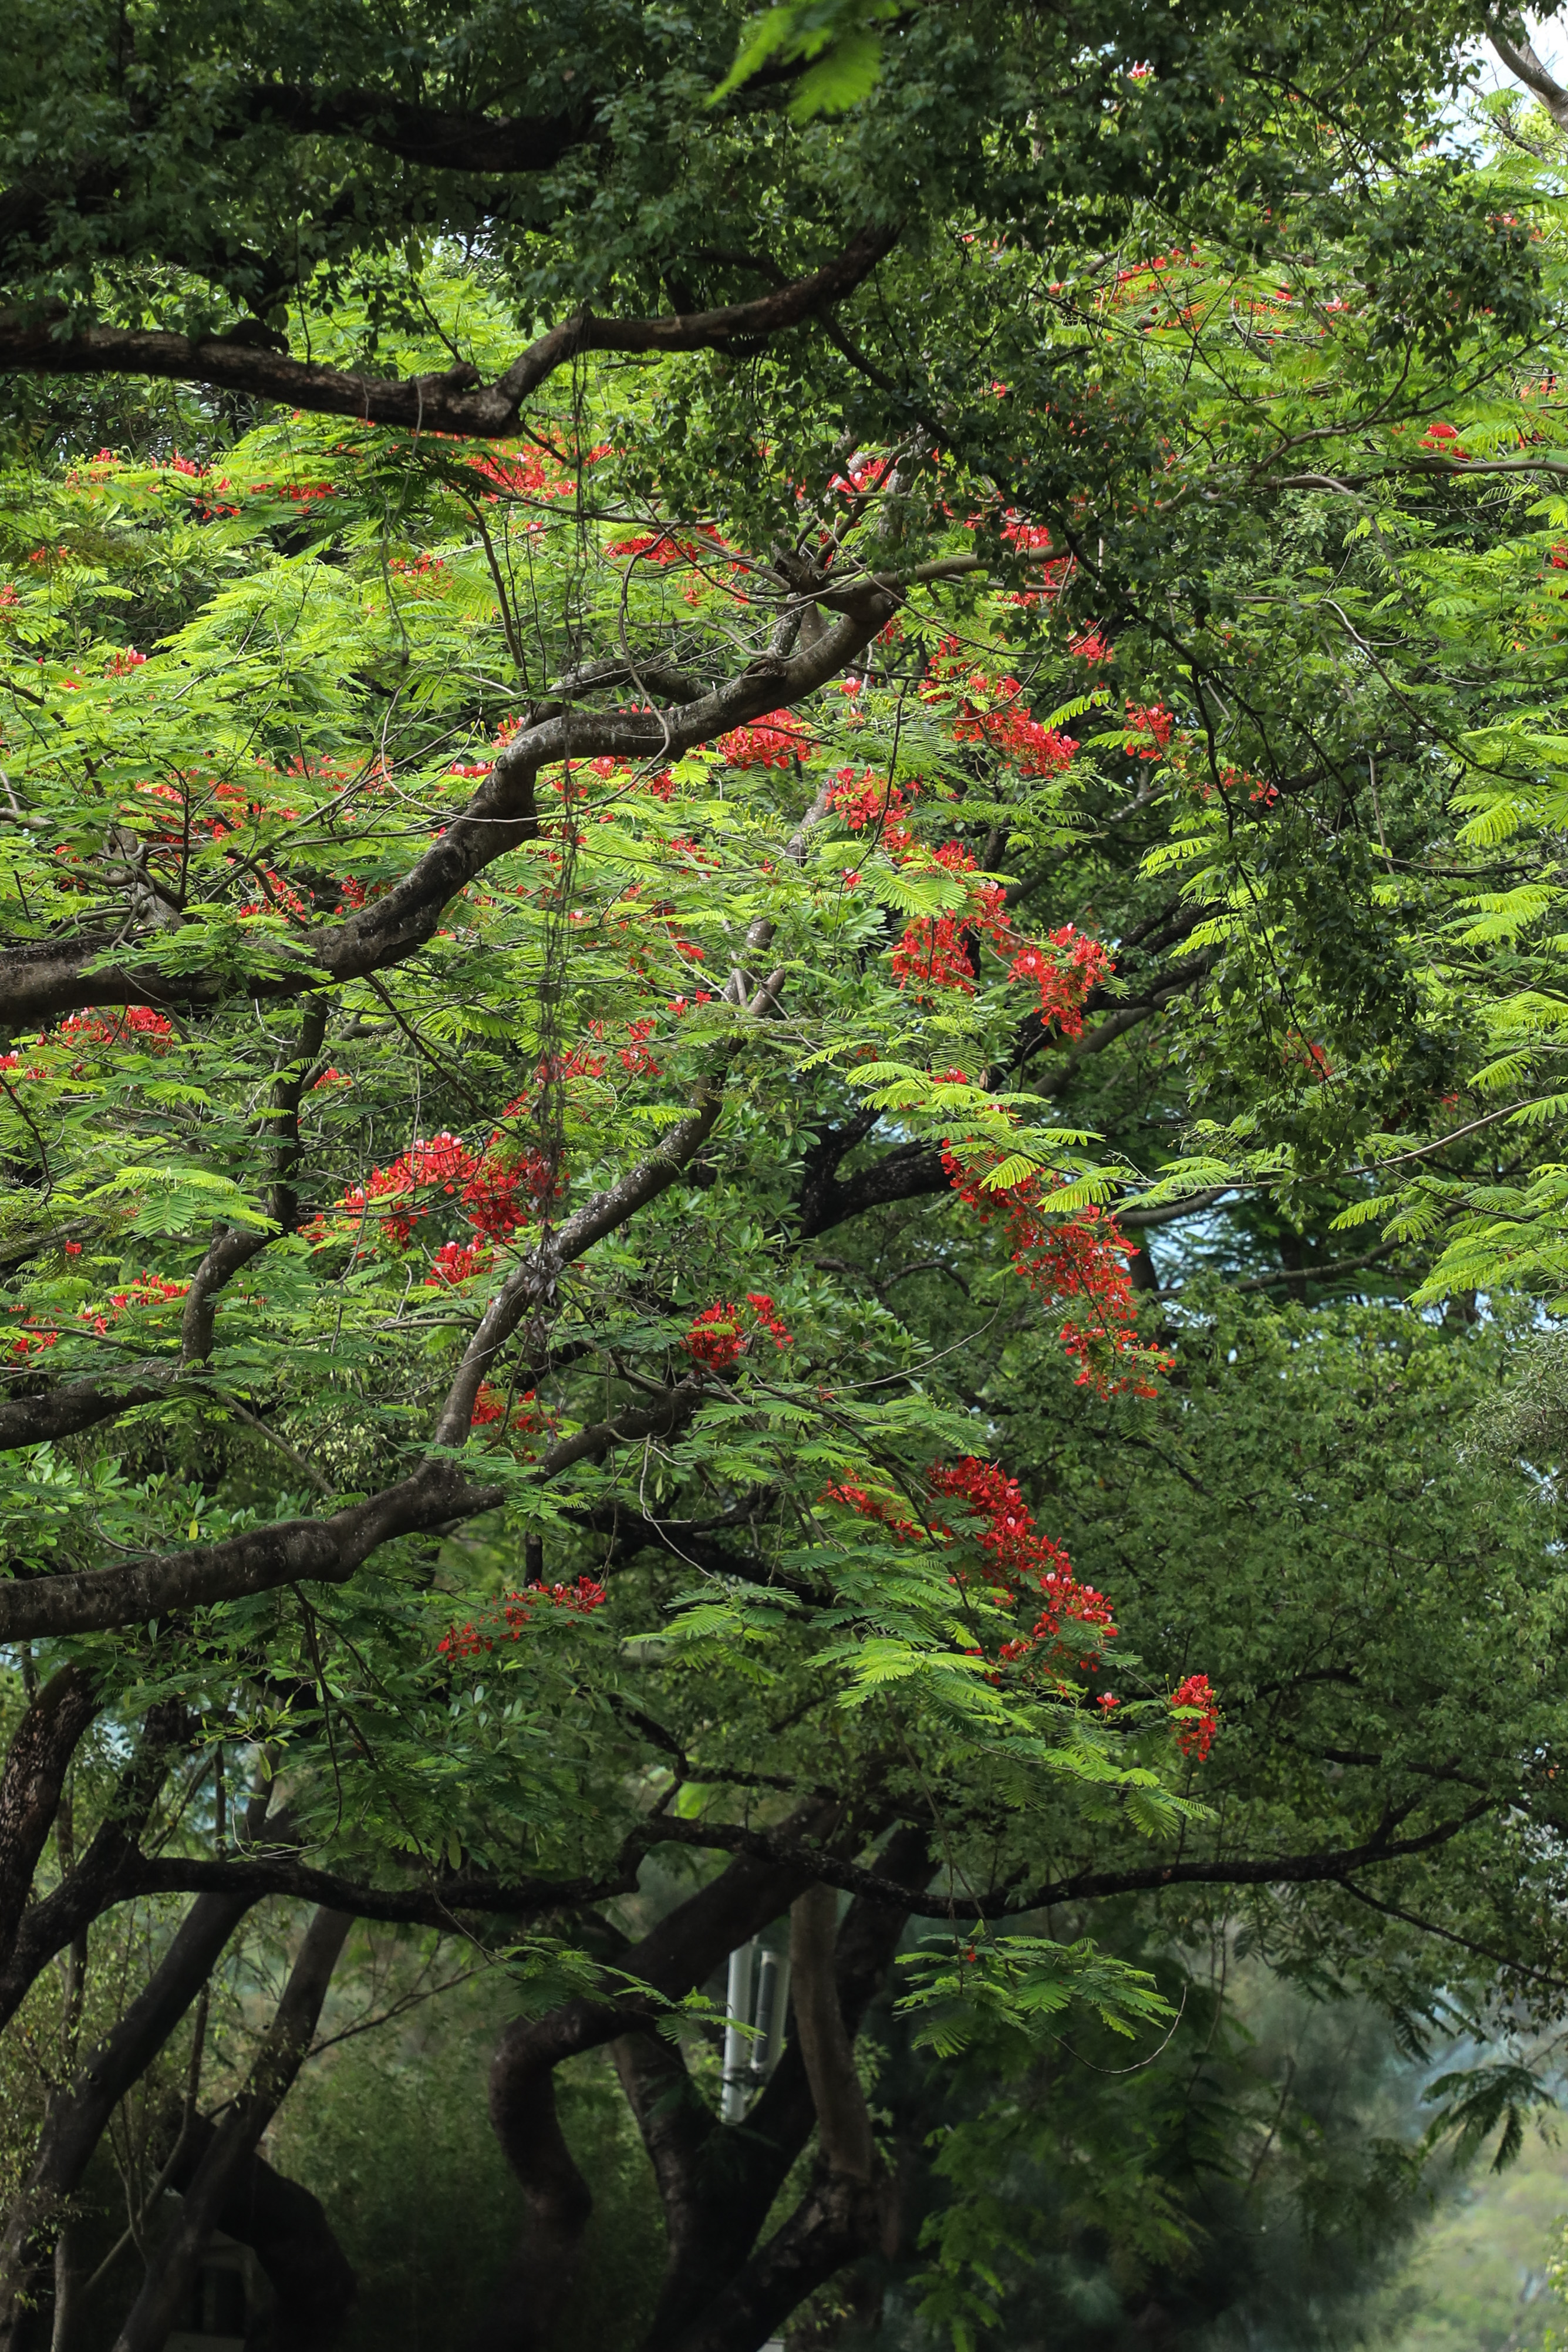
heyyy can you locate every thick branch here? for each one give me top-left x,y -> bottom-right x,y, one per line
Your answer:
0,225 -> 899,446
473,1801 -> 846,2352
0,1666 -> 98,1977
164,2122 -> 356,2352
0,1882 -> 255,2326
0,557 -> 926,1029
0,1461 -> 496,1644
0,1701 -> 185,2030
790,1882 -> 875,2182
1487,18 -> 1568,126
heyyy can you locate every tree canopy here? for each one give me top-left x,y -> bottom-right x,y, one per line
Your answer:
5,4 -> 1568,2348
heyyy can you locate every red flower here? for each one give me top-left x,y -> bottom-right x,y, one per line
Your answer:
943,1153 -> 1169,1399
682,1293 -> 794,1372
719,713 -> 815,768
1169,1672 -> 1219,1761
437,1573 -> 608,1656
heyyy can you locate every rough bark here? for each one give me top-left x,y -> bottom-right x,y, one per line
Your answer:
0,1669 -> 99,1978
470,1801 -> 848,2352
617,1826 -> 930,2352
788,1885 -> 874,2183
1487,17 -> 1568,127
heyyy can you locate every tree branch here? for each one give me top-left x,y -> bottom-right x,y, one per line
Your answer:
0,1666 -> 99,1977
790,1882 -> 875,2182
0,553 -> 927,1029
1486,16 -> 1568,127
0,225 -> 899,444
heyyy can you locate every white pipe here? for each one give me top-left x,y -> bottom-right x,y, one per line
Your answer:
750,1949 -> 788,2082
720,1941 -> 756,2122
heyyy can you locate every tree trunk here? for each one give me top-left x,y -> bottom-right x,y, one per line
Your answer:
470,1819 -> 929,2352
164,2122 -> 355,2352
109,1906 -> 351,2352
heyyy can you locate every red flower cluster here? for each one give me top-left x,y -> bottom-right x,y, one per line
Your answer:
469,1385 -> 544,1431
887,842 -> 1110,1032
605,533 -> 703,564
60,1006 -> 173,1049
1124,702 -> 1174,759
437,1576 -> 608,1657
719,713 -> 815,768
830,1454 -> 1117,1686
682,1293 -> 794,1372
924,649 -> 1077,777
829,769 -> 919,860
1169,1672 -> 1219,1761
891,844 -> 998,997
426,1240 -> 493,1288
338,1128 -> 560,1256
1008,926 -> 1112,1036
464,447 -> 577,501
943,1153 -> 1169,1399
617,1017 -> 662,1076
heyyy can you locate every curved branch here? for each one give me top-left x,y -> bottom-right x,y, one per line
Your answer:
1486,17 -> 1568,126
0,554 -> 938,1029
234,83 -> 589,173
0,1701 -> 186,2030
641,1799 -> 1498,1916
0,1666 -> 99,1976
0,224 -> 899,445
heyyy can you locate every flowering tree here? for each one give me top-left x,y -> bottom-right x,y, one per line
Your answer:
3,6 -> 1568,2343
0,348 -> 1229,2347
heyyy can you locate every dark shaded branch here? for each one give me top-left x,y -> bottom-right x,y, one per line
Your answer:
471,1796 -> 848,2352
0,1701 -> 186,2030
0,1666 -> 99,1977
234,82 -> 589,173
537,1377 -> 706,1476
0,1368 -> 182,1454
0,1461 -> 498,1645
0,1880 -> 257,2326
0,225 -> 899,446
110,1905 -> 352,2352
638,1801 -> 1496,1917
790,1882 -> 875,2182
164,2121 -> 356,2352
